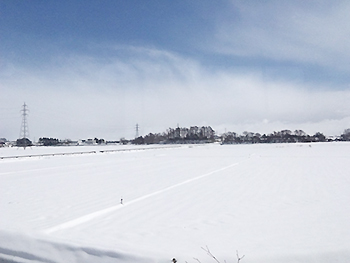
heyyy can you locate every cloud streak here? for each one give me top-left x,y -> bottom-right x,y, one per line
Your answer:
212,1 -> 350,75
1,46 -> 350,141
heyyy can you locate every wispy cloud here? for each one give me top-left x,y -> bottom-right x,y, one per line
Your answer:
212,1 -> 350,74
1,46 -> 350,140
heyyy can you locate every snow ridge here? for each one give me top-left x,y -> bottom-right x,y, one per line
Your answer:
0,230 -> 151,263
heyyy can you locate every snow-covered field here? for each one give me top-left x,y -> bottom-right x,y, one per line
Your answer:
1,143 -> 350,263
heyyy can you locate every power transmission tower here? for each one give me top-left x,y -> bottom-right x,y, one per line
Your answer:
135,123 -> 139,138
19,102 -> 30,148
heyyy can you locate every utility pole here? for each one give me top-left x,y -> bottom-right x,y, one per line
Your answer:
135,123 -> 139,138
19,102 -> 30,148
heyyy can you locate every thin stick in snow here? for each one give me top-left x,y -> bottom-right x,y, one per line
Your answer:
201,246 -> 221,263
236,250 -> 245,263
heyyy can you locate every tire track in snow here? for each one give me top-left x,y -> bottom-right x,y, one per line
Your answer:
44,162 -> 239,234
0,146 -> 182,176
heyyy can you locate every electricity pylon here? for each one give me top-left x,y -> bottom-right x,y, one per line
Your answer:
19,102 -> 30,148
135,123 -> 139,138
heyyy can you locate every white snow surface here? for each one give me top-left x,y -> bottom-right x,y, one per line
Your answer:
1,143 -> 350,263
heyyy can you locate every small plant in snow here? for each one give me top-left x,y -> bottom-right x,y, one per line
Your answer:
235,250 -> 245,263
188,246 -> 245,263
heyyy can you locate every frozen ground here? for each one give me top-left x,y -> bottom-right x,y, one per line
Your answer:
0,143 -> 350,263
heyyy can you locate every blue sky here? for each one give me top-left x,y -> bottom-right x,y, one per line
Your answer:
1,1 -> 350,141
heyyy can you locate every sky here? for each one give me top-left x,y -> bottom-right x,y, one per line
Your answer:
1,0 -> 350,141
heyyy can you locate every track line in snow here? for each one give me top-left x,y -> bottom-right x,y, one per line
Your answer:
0,146 -> 183,176
0,145 -> 182,160
44,162 -> 239,234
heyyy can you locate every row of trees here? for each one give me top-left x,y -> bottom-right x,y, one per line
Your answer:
167,126 -> 215,142
134,127 -> 350,145
221,130 -> 327,144
38,137 -> 60,146
133,126 -> 215,144
133,127 -> 350,145
13,127 -> 350,147
36,137 -> 105,146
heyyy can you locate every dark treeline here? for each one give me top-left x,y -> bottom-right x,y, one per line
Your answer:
38,137 -> 60,146
25,127 -> 350,147
134,127 -> 350,145
221,130 -> 327,144
133,126 -> 215,144
36,137 -> 106,146
16,138 -> 33,147
222,128 -> 350,144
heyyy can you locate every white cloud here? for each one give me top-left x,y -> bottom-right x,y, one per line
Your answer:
213,1 -> 350,71
1,46 -> 350,141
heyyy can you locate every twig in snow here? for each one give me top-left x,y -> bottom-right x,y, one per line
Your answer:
236,250 -> 245,263
201,246 -> 221,263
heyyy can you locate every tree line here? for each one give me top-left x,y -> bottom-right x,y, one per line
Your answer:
37,137 -> 105,146
221,130 -> 328,144
133,127 -> 350,145
14,127 -> 350,147
133,126 -> 215,144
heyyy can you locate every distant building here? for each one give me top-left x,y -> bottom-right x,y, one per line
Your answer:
78,139 -> 96,146
0,138 -> 6,147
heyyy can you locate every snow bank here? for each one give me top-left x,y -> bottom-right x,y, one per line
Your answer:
0,230 -> 151,263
